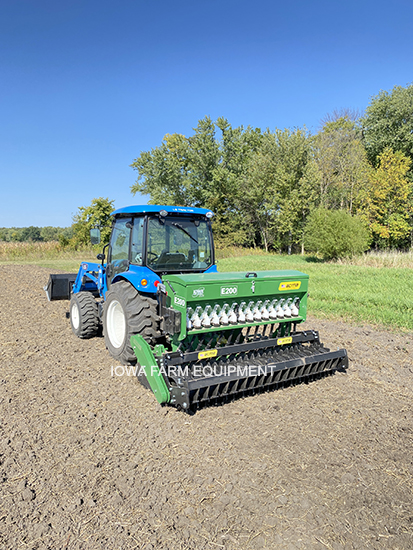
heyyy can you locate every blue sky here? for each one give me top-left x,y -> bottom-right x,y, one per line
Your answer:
1,0 -> 412,227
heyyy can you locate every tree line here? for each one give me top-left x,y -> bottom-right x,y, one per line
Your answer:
0,226 -> 73,243
6,84 -> 412,259
130,84 -> 413,256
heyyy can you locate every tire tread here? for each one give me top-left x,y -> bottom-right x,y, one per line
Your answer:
103,281 -> 161,364
70,292 -> 99,339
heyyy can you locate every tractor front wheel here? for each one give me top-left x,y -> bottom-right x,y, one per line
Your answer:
70,291 -> 99,339
103,280 -> 161,365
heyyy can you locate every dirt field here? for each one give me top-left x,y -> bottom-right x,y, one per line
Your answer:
1,265 -> 412,550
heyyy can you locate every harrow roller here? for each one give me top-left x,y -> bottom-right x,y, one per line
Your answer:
132,327 -> 348,411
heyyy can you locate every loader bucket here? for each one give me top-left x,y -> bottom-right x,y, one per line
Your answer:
44,273 -> 78,301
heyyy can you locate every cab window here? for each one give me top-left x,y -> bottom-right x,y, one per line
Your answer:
130,217 -> 145,265
107,218 -> 132,283
110,218 -> 131,261
146,216 -> 213,272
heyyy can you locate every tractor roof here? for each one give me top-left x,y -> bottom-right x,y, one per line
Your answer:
112,204 -> 214,217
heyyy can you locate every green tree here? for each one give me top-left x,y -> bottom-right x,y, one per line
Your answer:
40,226 -> 61,241
208,118 -> 262,246
0,228 -> 15,241
40,226 -> 56,241
305,208 -> 369,260
314,116 -> 371,212
130,117 -> 262,246
361,84 -> 413,168
130,117 -> 220,207
236,133 -> 277,251
239,128 -> 318,252
131,133 -> 192,206
72,197 -> 114,247
10,229 -> 24,242
357,147 -> 413,248
21,226 -> 42,241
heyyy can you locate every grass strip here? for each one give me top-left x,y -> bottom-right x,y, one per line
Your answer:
218,255 -> 413,331
1,243 -> 412,331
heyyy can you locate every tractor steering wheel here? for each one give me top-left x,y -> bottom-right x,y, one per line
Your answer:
147,251 -> 159,263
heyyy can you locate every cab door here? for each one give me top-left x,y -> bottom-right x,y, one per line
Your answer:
106,217 -> 132,287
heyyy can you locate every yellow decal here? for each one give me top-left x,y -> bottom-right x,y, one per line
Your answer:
198,349 -> 218,360
279,281 -> 301,291
277,337 -> 293,346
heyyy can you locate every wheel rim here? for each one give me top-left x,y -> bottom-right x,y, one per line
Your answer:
106,299 -> 126,349
71,302 -> 80,330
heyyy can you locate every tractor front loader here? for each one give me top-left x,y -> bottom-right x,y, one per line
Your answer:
45,205 -> 348,411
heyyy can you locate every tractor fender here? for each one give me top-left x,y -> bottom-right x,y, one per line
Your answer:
111,265 -> 160,296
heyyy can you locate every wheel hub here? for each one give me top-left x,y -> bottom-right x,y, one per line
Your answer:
71,302 -> 80,330
106,300 -> 126,348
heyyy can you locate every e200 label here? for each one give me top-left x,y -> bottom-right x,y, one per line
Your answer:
174,296 -> 186,308
220,286 -> 238,296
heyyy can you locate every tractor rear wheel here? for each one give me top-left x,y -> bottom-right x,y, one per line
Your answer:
70,291 -> 99,339
103,280 -> 161,365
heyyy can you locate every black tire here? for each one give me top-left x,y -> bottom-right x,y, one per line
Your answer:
70,292 -> 99,339
103,280 -> 161,365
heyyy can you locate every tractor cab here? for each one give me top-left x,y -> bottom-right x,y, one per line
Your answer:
93,205 -> 218,294
106,208 -> 215,276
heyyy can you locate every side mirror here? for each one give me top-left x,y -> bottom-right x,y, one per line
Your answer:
90,228 -> 101,245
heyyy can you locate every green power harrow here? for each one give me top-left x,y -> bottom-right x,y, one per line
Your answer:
131,270 -> 348,411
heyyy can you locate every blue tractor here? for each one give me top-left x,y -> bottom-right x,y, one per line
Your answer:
45,204 -> 348,410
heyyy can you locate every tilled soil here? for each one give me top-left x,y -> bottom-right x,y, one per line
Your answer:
0,264 -> 412,550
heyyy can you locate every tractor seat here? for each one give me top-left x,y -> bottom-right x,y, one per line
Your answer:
163,253 -> 186,265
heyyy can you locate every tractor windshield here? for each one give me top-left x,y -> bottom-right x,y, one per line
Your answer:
146,216 -> 213,272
